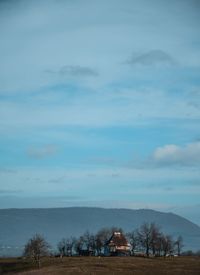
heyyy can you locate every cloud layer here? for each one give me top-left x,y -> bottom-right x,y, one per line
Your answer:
46,65 -> 98,77
127,50 -> 176,67
0,0 -> 200,223
27,145 -> 58,159
152,142 -> 200,166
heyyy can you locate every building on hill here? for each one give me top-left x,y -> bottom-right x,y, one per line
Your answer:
105,232 -> 131,256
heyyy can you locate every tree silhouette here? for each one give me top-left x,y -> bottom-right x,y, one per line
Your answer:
24,234 -> 50,268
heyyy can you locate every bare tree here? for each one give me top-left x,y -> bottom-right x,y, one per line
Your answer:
174,235 -> 183,256
154,234 -> 164,256
137,223 -> 152,257
79,231 -> 96,255
150,224 -> 161,256
89,234 -> 96,255
161,234 -> 174,256
137,222 -> 160,257
95,228 -> 111,255
126,230 -> 138,255
57,237 -> 77,257
83,231 -> 92,251
57,238 -> 66,257
65,237 -> 76,256
24,234 -> 50,268
74,236 -> 84,255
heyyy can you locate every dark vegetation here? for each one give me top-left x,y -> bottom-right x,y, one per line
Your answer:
23,234 -> 50,268
55,223 -> 184,257
0,258 -> 34,274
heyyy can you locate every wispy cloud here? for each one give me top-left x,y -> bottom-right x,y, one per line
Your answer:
126,50 -> 176,67
1,0 -> 199,93
187,89 -> 200,110
48,176 -> 66,184
0,168 -> 17,174
27,144 -> 58,159
1,87 -> 200,129
86,157 -> 117,165
45,65 -> 98,78
0,189 -> 22,194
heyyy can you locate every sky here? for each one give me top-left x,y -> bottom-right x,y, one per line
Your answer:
0,0 -> 200,225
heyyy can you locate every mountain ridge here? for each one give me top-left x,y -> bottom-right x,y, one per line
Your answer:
0,207 -> 200,256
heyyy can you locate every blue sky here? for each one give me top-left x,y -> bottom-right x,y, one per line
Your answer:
0,0 -> 200,225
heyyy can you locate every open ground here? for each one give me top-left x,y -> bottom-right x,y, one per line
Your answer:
1,256 -> 200,275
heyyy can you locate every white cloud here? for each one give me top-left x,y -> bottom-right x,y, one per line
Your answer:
152,142 -> 200,166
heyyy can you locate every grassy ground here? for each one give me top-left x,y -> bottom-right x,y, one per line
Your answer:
0,256 -> 200,275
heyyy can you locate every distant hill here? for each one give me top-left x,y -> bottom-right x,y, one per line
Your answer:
0,207 -> 200,256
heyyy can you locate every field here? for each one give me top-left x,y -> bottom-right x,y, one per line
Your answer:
0,256 -> 200,275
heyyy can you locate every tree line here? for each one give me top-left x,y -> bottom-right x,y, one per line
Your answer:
56,223 -> 183,257
24,222 -> 184,266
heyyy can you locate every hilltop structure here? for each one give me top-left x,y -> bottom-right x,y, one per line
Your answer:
105,232 -> 131,256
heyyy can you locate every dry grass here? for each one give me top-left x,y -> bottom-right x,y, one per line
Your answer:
1,256 -> 200,275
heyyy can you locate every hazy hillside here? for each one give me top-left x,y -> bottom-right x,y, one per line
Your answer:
0,207 -> 200,256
